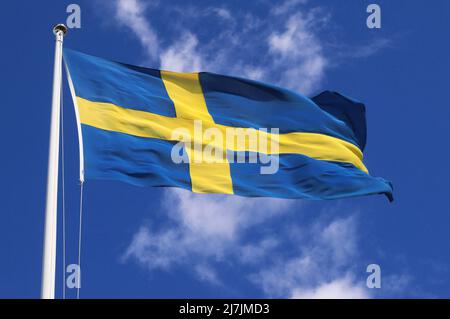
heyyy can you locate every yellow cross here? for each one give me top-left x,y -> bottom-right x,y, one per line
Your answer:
160,71 -> 234,194
76,71 -> 367,194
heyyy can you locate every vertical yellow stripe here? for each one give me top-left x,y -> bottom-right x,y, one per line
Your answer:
161,70 -> 233,194
184,144 -> 233,194
160,71 -> 214,122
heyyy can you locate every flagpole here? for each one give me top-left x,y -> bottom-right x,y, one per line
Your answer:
41,23 -> 67,299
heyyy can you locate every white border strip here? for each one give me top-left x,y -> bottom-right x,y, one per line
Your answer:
64,62 -> 85,183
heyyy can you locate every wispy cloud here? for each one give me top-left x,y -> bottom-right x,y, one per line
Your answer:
114,0 -> 159,61
267,9 -> 329,93
291,277 -> 368,299
211,7 -> 232,21
271,0 -> 308,16
111,0 -> 332,94
341,38 -> 392,59
111,0 -> 389,93
250,216 -> 369,298
123,189 -> 291,272
123,190 -> 369,297
159,32 -> 203,72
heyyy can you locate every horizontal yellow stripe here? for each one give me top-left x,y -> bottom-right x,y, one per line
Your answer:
77,97 -> 368,173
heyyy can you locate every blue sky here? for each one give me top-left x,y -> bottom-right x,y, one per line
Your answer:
1,0 -> 450,298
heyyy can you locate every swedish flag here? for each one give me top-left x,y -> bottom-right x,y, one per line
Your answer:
63,49 -> 393,201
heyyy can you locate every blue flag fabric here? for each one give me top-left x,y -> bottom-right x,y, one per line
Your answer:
63,48 -> 393,201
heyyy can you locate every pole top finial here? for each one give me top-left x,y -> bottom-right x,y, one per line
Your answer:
53,24 -> 68,36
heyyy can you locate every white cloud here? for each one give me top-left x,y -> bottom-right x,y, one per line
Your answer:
159,33 -> 203,72
124,198 -> 370,298
212,8 -> 232,21
268,11 -> 328,94
271,0 -> 308,16
239,238 -> 279,265
250,216 -> 369,298
114,0 -> 159,61
320,217 -> 358,265
123,226 -> 184,270
241,66 -> 266,81
165,189 -> 290,239
342,38 -> 392,59
123,189 -> 291,272
195,263 -> 223,286
291,277 -> 369,299
112,0 -> 388,94
112,0 -> 330,94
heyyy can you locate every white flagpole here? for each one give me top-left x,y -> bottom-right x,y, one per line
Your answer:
41,23 -> 67,299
